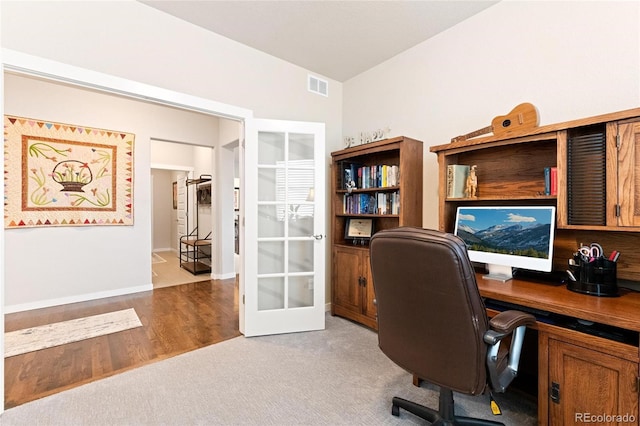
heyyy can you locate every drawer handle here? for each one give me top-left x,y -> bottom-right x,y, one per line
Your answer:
550,382 -> 560,404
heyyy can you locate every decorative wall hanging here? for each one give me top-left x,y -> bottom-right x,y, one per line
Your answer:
4,115 -> 135,228
172,181 -> 178,209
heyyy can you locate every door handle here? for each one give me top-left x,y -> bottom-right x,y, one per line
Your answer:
313,234 -> 325,240
550,382 -> 560,404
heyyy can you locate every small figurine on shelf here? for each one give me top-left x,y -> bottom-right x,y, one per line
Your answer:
346,180 -> 356,194
465,165 -> 478,198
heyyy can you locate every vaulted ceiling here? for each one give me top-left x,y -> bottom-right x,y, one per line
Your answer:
140,1 -> 498,82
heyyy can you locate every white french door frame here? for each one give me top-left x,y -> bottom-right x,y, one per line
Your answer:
242,119 -> 326,337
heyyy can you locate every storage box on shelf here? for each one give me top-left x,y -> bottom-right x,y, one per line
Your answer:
330,136 -> 423,329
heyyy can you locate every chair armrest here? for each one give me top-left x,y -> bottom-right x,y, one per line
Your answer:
484,310 -> 536,345
483,310 -> 536,393
489,310 -> 536,332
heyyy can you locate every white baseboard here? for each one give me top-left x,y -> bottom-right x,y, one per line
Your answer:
153,247 -> 174,253
212,272 -> 237,280
5,284 -> 153,314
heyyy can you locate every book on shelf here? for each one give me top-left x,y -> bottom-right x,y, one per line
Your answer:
343,163 -> 399,189
376,191 -> 399,215
390,165 -> 399,186
544,166 -> 558,196
544,167 -> 551,195
340,161 -> 360,190
446,165 -> 469,198
343,191 -> 400,215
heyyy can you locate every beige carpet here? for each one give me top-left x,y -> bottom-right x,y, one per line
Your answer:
0,314 -> 537,425
152,250 -> 212,289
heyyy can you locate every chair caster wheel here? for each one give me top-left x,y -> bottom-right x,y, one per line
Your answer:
392,404 -> 400,417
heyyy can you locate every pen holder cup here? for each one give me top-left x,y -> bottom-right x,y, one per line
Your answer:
568,257 -> 618,297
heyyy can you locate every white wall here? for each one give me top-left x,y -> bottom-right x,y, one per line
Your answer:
343,0 -> 640,230
0,0 -> 343,147
3,73 -> 219,311
150,140 -> 197,166
7,1 -> 637,311
1,0 -> 344,306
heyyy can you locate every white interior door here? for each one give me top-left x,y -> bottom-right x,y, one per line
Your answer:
176,175 -> 187,251
242,118 -> 326,337
176,172 -> 195,249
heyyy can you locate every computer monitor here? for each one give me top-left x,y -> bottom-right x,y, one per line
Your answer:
453,206 -> 556,281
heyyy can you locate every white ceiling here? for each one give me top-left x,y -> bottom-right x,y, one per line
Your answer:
140,1 -> 499,82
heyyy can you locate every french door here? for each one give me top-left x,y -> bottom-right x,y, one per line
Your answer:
242,119 -> 326,337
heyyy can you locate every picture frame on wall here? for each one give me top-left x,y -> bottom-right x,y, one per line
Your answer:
197,184 -> 212,205
172,181 -> 177,209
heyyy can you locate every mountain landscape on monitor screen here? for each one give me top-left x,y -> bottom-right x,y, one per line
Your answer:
456,223 -> 551,258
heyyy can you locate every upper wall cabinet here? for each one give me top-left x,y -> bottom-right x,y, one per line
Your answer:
431,107 -> 640,281
610,120 -> 640,227
557,118 -> 640,230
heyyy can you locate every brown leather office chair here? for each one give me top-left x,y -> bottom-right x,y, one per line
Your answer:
369,227 -> 536,425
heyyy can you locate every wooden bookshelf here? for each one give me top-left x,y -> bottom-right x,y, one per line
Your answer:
330,136 -> 423,329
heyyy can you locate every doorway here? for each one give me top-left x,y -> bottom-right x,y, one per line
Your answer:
150,138 -> 240,289
2,62 -> 247,310
151,165 -> 204,289
2,49 -> 325,358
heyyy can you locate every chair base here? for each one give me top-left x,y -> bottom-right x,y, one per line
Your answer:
392,388 -> 504,426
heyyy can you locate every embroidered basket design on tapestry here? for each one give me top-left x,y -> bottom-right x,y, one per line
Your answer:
4,115 -> 134,228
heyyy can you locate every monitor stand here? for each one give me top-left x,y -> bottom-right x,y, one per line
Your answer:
482,264 -> 513,282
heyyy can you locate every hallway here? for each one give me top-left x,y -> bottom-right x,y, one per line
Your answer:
152,250 -> 213,289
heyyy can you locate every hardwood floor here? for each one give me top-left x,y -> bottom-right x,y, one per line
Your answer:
4,278 -> 240,409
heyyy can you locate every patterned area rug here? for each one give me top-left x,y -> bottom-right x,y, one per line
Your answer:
5,308 -> 142,358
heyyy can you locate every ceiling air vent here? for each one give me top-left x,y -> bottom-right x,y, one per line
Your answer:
308,75 -> 328,97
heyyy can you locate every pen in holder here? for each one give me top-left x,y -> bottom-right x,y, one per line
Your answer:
568,254 -> 618,297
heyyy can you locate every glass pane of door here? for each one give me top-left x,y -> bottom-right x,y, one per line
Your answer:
255,130 -> 316,312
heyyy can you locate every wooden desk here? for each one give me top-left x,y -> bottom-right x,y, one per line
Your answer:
478,275 -> 640,424
428,107 -> 640,424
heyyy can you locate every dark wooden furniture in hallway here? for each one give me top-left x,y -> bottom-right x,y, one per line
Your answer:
4,278 -> 240,409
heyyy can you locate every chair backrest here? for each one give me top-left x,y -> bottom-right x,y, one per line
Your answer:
369,227 -> 489,395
